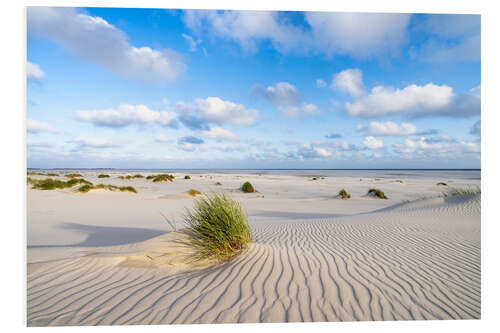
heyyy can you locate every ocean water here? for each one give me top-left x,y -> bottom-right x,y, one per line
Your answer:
28,168 -> 481,181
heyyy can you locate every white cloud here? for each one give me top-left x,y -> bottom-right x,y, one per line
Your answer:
286,144 -> 336,159
26,61 -> 44,80
357,121 -> 436,136
182,10 -> 307,54
27,119 -> 55,133
185,97 -> 259,126
199,126 -> 237,141
363,136 -> 384,149
305,12 -> 411,59
340,70 -> 480,118
182,33 -> 201,51
393,137 -> 480,159
255,82 -> 319,117
331,68 -> 365,98
70,136 -> 120,148
74,104 -> 177,128
28,7 -> 186,82
316,79 -> 326,88
183,10 -> 411,59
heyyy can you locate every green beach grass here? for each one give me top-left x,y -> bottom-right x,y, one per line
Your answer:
241,181 -> 255,193
367,188 -> 388,199
338,188 -> 351,199
181,192 -> 252,261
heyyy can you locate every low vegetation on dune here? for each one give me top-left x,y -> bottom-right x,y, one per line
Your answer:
312,177 -> 318,181
147,174 -> 175,182
188,189 -> 201,197
30,178 -> 92,190
181,192 -> 252,261
367,188 -> 388,199
27,171 -> 59,177
241,181 -> 255,193
47,173 -> 59,177
75,183 -> 137,194
118,174 -> 144,180
98,174 -> 110,178
65,173 -> 83,178
338,188 -> 351,199
436,182 -> 448,186
215,182 -> 222,186
184,175 -> 191,180
444,187 -> 481,197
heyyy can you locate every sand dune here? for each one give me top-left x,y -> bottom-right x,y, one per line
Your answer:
27,191 -> 480,326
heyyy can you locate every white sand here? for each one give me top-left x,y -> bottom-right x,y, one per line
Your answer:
27,171 -> 481,325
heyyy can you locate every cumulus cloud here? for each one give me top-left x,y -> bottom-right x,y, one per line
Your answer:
357,121 -> 437,136
363,136 -> 384,149
412,14 -> 480,63
340,70 -> 480,118
331,68 -> 365,98
316,79 -> 326,88
183,10 -> 411,59
176,97 -> 259,129
26,61 -> 44,81
286,144 -> 335,159
70,136 -> 120,148
182,33 -> 201,51
253,82 -> 319,117
305,12 -> 411,59
199,126 -> 237,141
27,119 -> 56,133
74,104 -> 177,128
28,7 -> 186,82
393,137 -> 480,159
182,10 -> 308,54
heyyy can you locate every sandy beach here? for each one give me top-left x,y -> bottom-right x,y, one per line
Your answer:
26,170 -> 481,325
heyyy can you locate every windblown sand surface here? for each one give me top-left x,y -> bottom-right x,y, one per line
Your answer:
27,171 -> 481,325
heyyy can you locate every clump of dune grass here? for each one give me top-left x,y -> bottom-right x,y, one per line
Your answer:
65,173 -> 83,178
338,188 -> 351,199
312,177 -> 318,181
27,171 -> 45,176
47,173 -> 59,177
182,192 -> 252,261
148,174 -> 175,182
188,189 -> 201,197
215,182 -> 222,186
436,182 -> 448,186
241,181 -> 255,193
367,188 -> 388,199
184,175 -> 191,180
443,187 -> 481,197
133,174 -> 144,178
31,178 -> 92,190
75,183 -> 137,194
98,174 -> 110,178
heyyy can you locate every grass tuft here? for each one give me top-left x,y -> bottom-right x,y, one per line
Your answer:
184,175 -> 191,180
149,174 -> 175,182
65,173 -> 83,178
47,173 -> 59,177
182,192 -> 252,261
75,184 -> 137,194
215,182 -> 222,186
338,188 -> 351,199
436,182 -> 448,186
241,181 -> 255,193
188,189 -> 201,197
367,188 -> 388,199
98,174 -> 110,178
31,178 -> 92,190
444,187 -> 481,197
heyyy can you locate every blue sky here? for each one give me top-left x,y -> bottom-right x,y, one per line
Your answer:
26,7 -> 481,169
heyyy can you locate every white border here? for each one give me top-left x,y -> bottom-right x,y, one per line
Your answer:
2,1 -> 498,332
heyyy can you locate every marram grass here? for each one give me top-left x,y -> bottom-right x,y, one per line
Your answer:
75,184 -> 137,194
241,181 -> 255,193
188,189 -> 201,197
182,192 -> 252,262
444,187 -> 481,197
368,188 -> 388,199
338,188 -> 351,199
65,173 -> 83,178
30,178 -> 92,190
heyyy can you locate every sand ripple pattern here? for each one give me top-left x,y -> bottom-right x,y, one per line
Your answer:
27,195 -> 480,325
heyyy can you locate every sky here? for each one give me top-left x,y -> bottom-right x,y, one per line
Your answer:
26,7 -> 481,169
